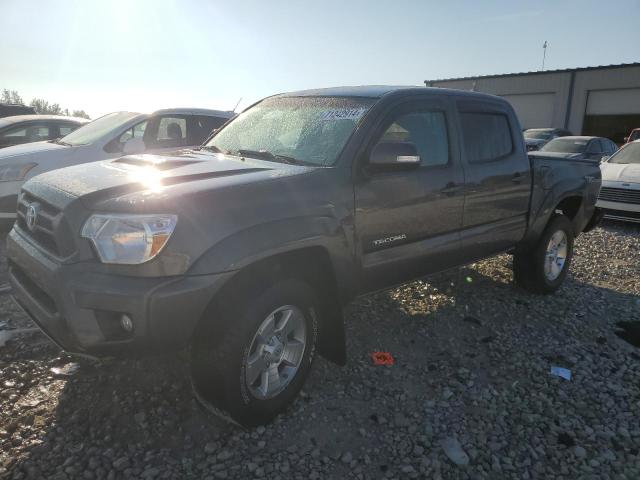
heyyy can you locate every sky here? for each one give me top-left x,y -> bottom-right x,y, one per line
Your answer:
2,0 -> 639,118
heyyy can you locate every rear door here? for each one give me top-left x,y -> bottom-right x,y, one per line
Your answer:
456,99 -> 531,259
354,97 -> 465,290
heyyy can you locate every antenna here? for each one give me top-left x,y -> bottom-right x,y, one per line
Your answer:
541,41 -> 548,71
232,97 -> 243,112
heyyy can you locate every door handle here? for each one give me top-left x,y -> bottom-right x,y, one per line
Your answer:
511,172 -> 523,184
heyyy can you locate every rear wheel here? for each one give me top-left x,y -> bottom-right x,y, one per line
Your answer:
514,215 -> 574,294
190,278 -> 319,427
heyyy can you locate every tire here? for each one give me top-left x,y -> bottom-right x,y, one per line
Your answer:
190,278 -> 319,427
513,215 -> 574,294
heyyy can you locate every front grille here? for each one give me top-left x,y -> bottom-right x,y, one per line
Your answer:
602,208 -> 640,223
16,191 -> 63,255
598,187 -> 640,205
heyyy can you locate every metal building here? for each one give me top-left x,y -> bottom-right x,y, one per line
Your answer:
425,63 -> 640,143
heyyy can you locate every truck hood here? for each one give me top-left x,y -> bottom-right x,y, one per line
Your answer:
600,162 -> 640,184
0,140 -> 69,161
24,150 -> 311,211
529,151 -> 585,160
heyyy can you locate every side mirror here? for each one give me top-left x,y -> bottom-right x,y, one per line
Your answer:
123,137 -> 146,155
624,137 -> 629,143
600,155 -> 610,163
369,142 -> 420,169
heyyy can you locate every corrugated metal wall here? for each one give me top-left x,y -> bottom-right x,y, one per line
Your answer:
428,66 -> 640,135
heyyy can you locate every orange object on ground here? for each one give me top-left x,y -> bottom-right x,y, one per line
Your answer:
371,351 -> 394,365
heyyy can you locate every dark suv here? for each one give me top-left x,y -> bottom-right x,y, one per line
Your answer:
0,103 -> 36,118
523,128 -> 573,151
8,86 -> 601,426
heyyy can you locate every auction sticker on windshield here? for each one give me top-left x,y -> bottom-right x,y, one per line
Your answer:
318,108 -> 368,121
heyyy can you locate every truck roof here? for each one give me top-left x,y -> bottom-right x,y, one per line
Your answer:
151,108 -> 235,118
277,85 -> 502,101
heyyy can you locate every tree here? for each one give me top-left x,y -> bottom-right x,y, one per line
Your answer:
29,98 -> 63,115
1,89 -> 24,105
2,88 -> 91,119
72,110 -> 90,119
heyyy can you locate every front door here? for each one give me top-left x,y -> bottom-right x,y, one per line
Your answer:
354,98 -> 465,290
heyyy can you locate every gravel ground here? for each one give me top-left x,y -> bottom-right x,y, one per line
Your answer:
1,221 -> 639,480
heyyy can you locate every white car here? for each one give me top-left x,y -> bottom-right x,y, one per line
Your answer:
597,140 -> 640,223
0,108 -> 234,223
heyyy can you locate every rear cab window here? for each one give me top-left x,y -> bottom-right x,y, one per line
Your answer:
459,112 -> 513,163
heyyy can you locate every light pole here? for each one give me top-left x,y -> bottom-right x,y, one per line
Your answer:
542,41 -> 548,71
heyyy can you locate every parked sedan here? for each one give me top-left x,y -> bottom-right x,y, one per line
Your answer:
523,128 -> 572,151
0,108 -> 234,224
536,136 -> 618,162
0,115 -> 89,149
597,140 -> 640,223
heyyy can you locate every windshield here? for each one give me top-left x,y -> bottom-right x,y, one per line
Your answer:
207,96 -> 376,166
608,142 -> 640,164
541,138 -> 588,153
524,130 -> 552,140
60,111 -> 141,146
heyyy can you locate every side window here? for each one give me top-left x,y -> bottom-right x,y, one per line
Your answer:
59,125 -> 77,137
376,111 -> 449,167
151,116 -> 187,147
587,140 -> 602,153
460,112 -> 513,163
192,115 -> 228,144
607,140 -> 618,154
104,121 -> 148,153
0,126 -> 28,141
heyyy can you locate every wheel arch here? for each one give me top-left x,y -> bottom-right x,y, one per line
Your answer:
192,245 -> 349,365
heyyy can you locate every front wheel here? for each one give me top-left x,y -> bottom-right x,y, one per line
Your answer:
513,215 -> 575,294
190,278 -> 319,427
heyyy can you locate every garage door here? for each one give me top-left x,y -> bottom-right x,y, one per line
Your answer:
584,88 -> 640,143
586,88 -> 640,115
500,93 -> 555,129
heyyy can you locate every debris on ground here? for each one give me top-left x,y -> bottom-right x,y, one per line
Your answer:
50,362 -> 81,377
370,351 -> 394,365
550,366 -> 572,380
441,436 -> 470,466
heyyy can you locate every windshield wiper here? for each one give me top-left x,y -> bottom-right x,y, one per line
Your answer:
236,149 -> 312,166
51,138 -> 72,146
198,145 -> 227,153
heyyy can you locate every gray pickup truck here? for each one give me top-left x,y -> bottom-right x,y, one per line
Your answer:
7,86 -> 602,426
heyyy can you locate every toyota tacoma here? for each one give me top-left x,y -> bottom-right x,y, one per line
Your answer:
7,86 -> 602,426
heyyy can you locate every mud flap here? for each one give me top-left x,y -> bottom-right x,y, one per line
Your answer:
583,207 -> 604,233
318,300 -> 346,366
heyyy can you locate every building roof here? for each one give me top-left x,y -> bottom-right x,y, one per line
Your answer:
0,115 -> 90,128
425,62 -> 640,85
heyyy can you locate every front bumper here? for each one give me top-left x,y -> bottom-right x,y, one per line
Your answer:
7,227 -> 234,356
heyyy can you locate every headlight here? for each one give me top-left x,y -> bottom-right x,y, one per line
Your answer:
0,163 -> 37,182
81,214 -> 177,264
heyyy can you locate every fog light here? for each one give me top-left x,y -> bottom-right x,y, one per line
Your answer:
120,314 -> 134,332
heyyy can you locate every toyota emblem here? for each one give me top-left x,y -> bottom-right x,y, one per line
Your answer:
25,203 -> 39,231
